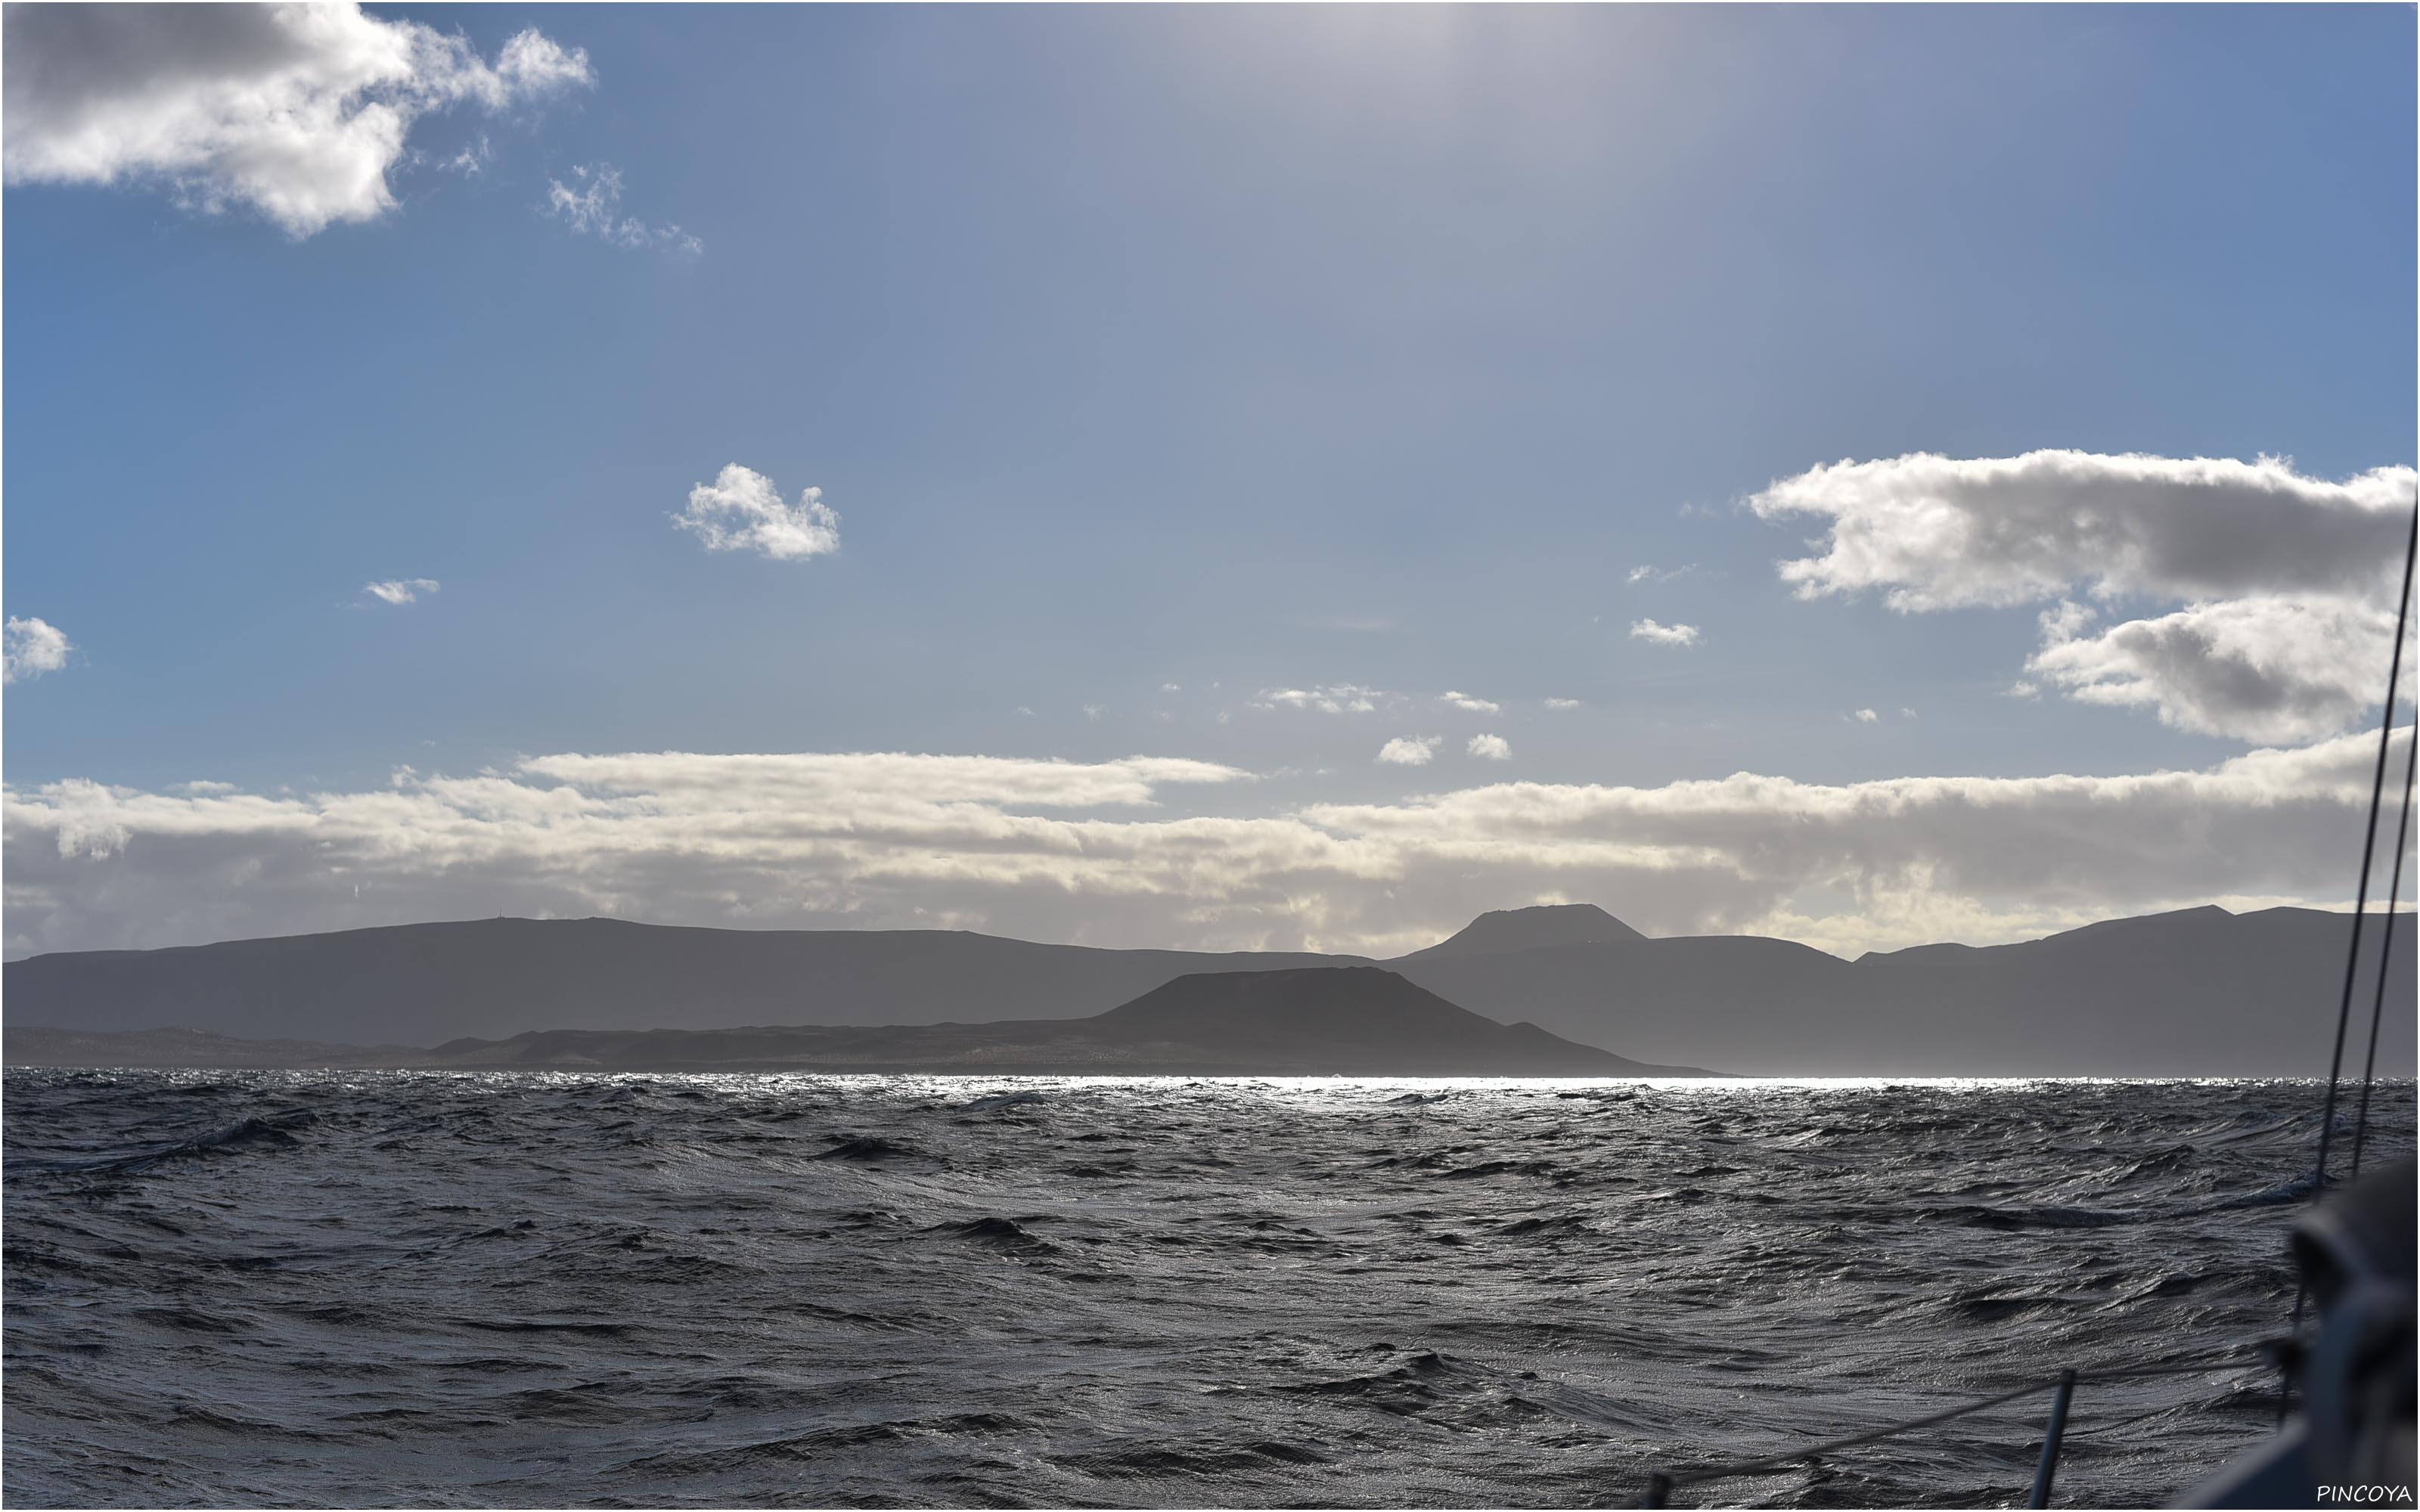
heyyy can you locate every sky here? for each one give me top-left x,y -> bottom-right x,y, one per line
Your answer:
3,3 -> 2415,962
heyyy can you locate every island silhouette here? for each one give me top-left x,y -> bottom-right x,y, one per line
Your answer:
5,903 -> 2411,1076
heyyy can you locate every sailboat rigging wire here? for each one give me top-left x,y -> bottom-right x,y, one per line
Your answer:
2286,500 -> 2419,1377
2348,710 -> 2415,1179
2054,1368 -> 2273,1441
2307,502 -> 2417,1205
1637,1343 -> 2268,1496
1644,513 -> 2420,1508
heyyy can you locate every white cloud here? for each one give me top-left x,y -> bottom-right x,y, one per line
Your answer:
5,732 -> 2408,961
1258,685 -> 1383,714
485,29 -> 594,103
1545,698 -> 1581,711
363,578 -> 439,606
1630,618 -> 1700,647
1626,563 -> 1699,585
1900,708 -> 1919,720
674,464 -> 840,562
1161,683 -> 1181,693
2,5 -> 592,238
1468,733 -> 1511,761
1752,451 -> 2412,611
436,134 -> 491,176
1852,708 -> 1879,723
1626,565 -> 1655,584
1753,450 -> 2416,742
3,618 -> 73,685
1442,690 -> 1501,714
2025,594 -> 2407,745
1377,736 -> 1438,766
2039,598 -> 2097,642
544,163 -> 700,256
1083,705 -> 1104,720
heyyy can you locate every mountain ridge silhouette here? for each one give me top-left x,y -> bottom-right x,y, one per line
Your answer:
5,903 -> 2409,1075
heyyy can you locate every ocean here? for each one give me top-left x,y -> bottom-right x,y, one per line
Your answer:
4,1071 -> 2409,1508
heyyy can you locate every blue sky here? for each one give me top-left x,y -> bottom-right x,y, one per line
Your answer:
3,5 -> 2414,959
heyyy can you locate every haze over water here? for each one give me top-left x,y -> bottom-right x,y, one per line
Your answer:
8,1070 -> 2408,1507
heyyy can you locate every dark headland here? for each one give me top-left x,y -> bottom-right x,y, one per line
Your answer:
5,901 -> 2412,1076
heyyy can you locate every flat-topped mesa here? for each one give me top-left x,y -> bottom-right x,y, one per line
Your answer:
1395,903 -> 1646,962
1098,965 -> 1512,1051
1063,965 -> 1701,1075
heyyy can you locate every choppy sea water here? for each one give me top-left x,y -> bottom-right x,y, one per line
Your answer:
4,1072 -> 2411,1509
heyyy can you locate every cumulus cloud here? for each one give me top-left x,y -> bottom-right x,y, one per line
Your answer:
1468,733 -> 1511,761
544,163 -> 700,255
1258,685 -> 1383,714
3,618 -> 74,685
5,732 -> 2408,961
1442,690 -> 1500,714
1545,698 -> 1581,711
2039,599 -> 2097,642
1626,564 -> 1699,586
674,465 -> 840,562
1630,618 -> 1700,647
363,578 -> 439,606
1852,708 -> 1879,723
1753,451 -> 2412,611
1754,451 -> 2416,742
2026,595 -> 2406,745
1377,736 -> 1438,767
2,4 -> 592,237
